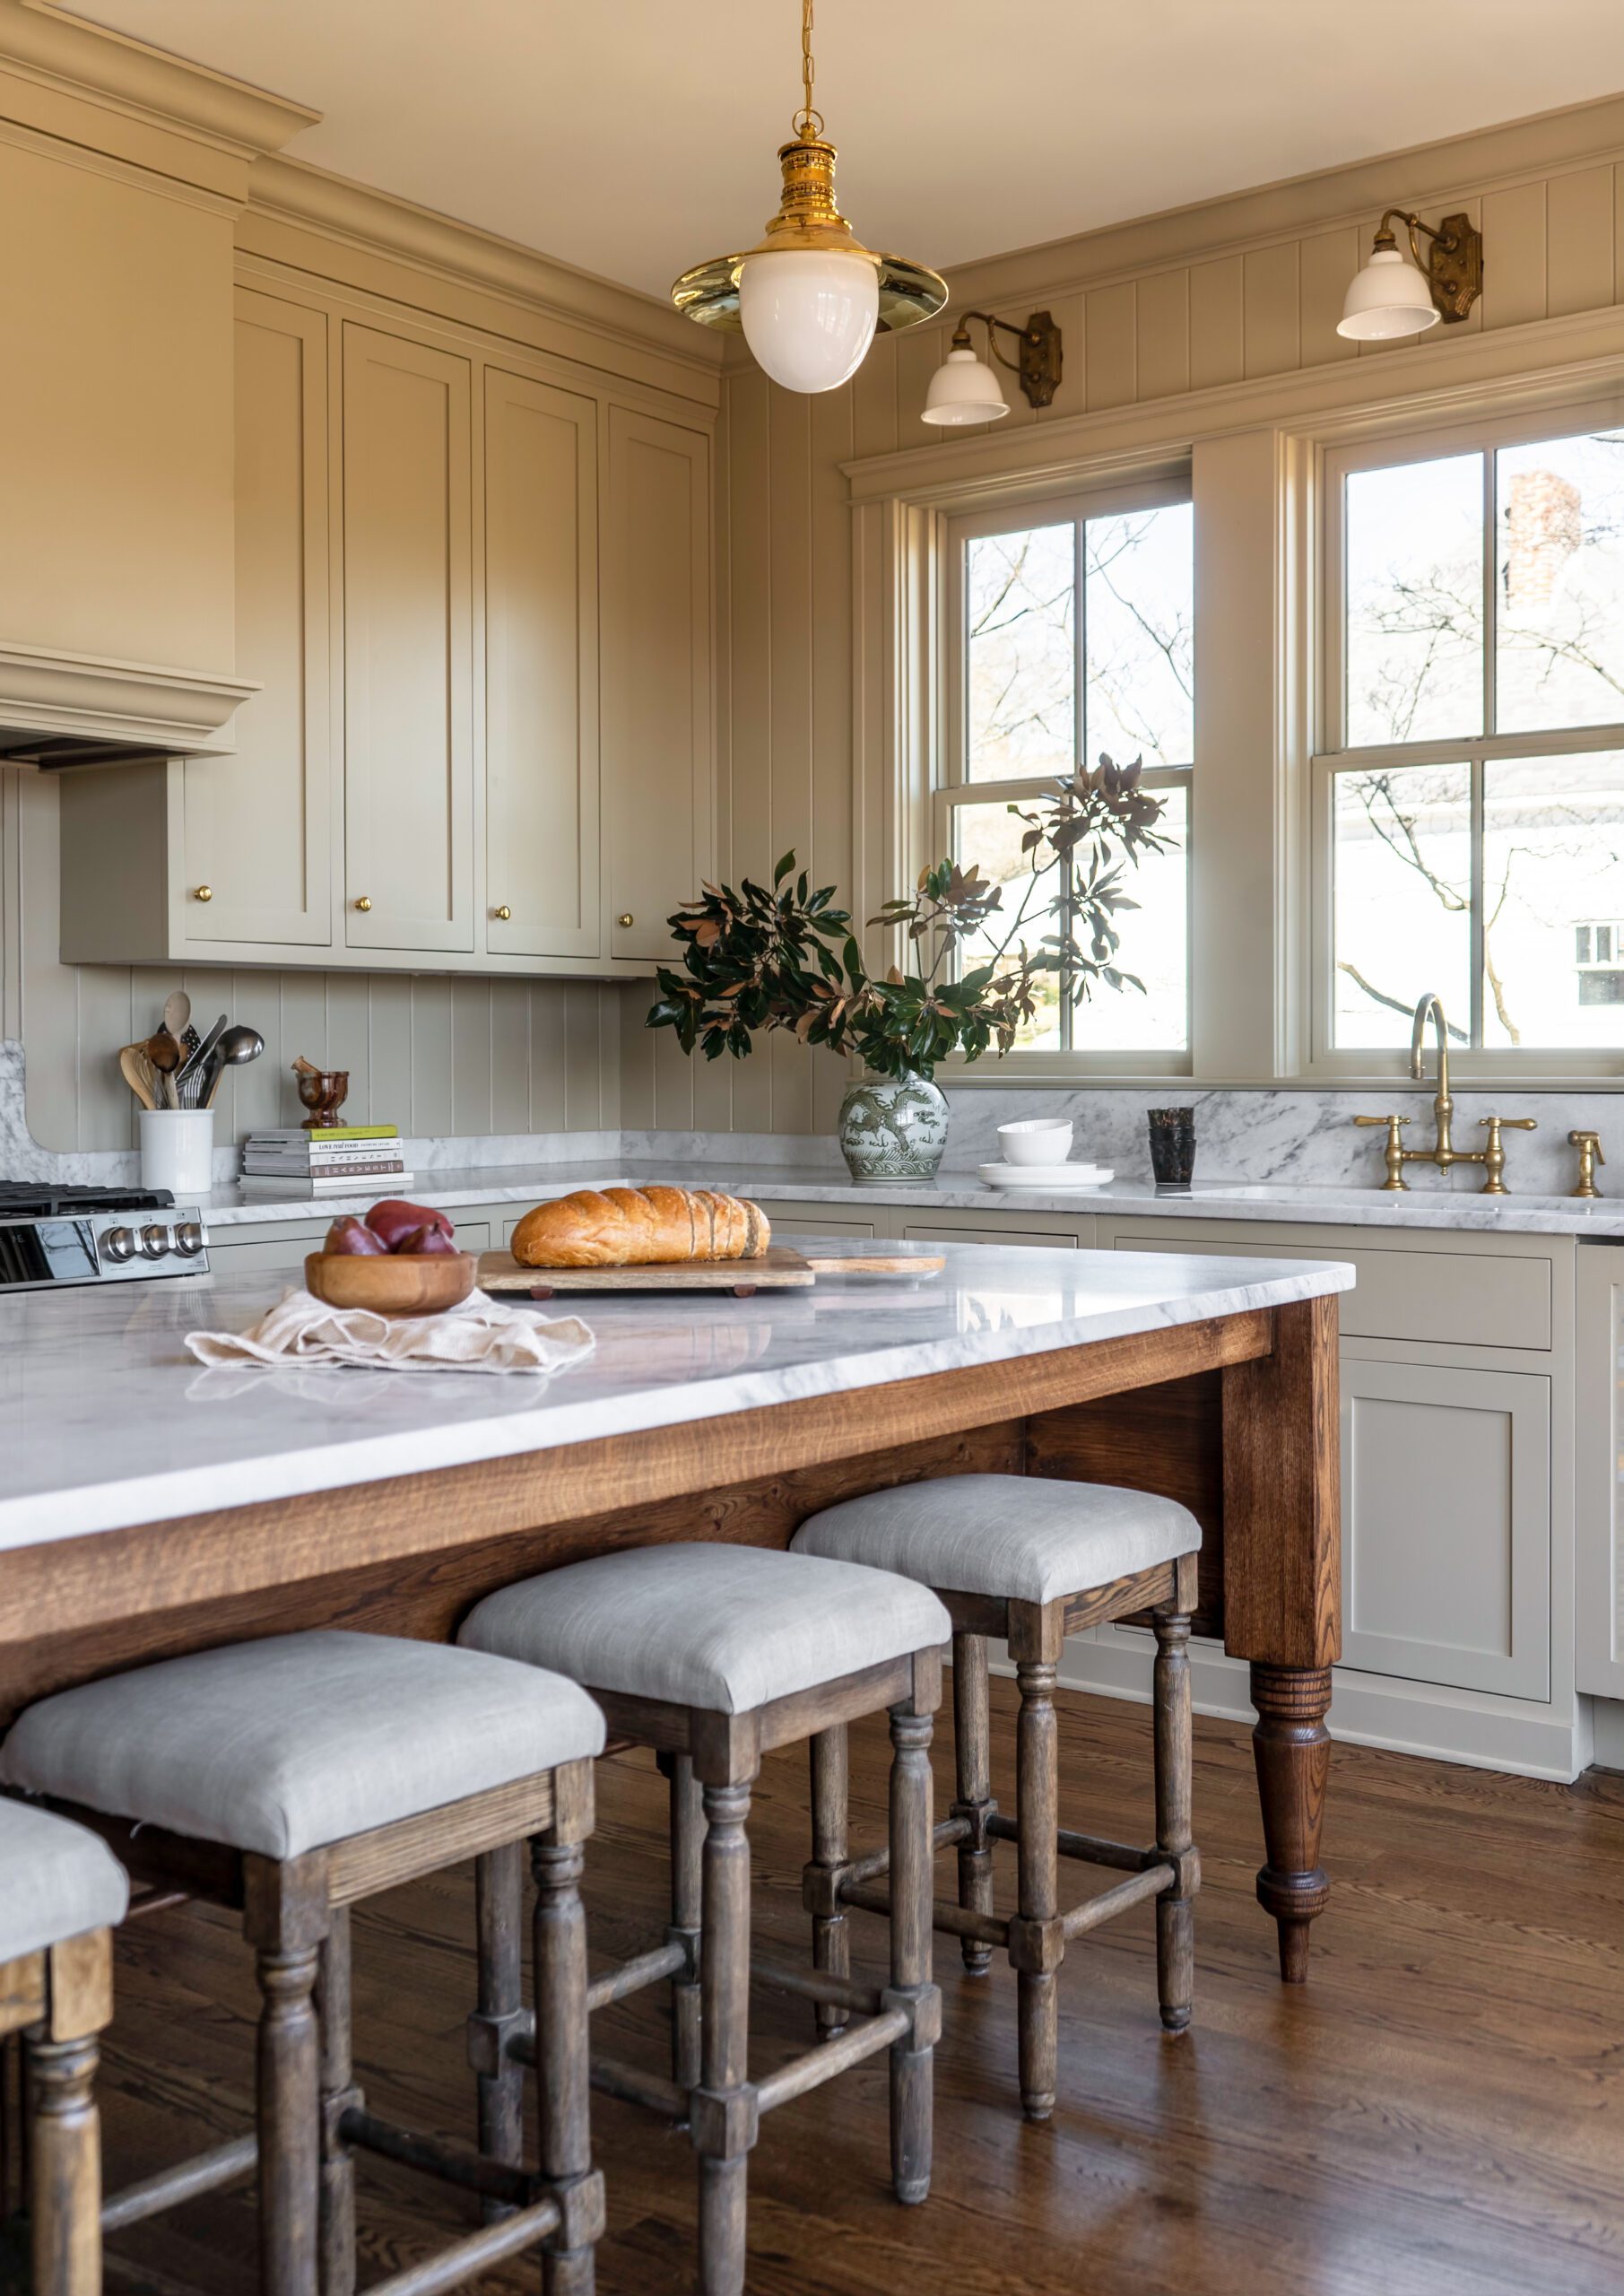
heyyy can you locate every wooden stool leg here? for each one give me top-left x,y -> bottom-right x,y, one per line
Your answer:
315,1909 -> 356,2296
807,1726 -> 850,2039
1013,1659 -> 1060,2122
657,1752 -> 705,2090
1153,1610 -> 1197,2032
950,1633 -> 996,1976
27,1931 -> 111,2296
695,1779 -> 754,2296
531,1825 -> 597,2296
246,1857 -> 328,2296
887,1705 -> 936,2205
473,1842 -> 526,2202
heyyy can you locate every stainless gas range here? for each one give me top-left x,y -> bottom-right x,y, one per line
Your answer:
0,1185 -> 209,1292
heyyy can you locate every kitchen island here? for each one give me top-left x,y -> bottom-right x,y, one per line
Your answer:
0,1241 -> 1352,1978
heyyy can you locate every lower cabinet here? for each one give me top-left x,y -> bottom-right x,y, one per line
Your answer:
1340,1352 -> 1550,1700
1576,1242 -> 1624,1700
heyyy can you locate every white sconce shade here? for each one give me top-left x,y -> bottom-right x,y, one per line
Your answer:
1337,245 -> 1441,341
921,344 -> 1011,427
738,248 -> 880,393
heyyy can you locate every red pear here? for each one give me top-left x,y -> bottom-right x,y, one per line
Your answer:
365,1198 -> 455,1250
393,1222 -> 459,1257
323,1214 -> 387,1257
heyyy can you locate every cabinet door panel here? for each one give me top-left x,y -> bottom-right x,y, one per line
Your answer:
484,370 -> 599,957
184,290 -> 331,946
343,324 -> 474,953
602,408 -> 711,961
1576,1243 -> 1624,1698
1341,1355 -> 1550,1698
902,1223 -> 1080,1248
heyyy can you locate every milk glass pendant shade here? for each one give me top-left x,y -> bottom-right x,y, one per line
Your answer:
1338,244 -> 1441,341
922,343 -> 1010,427
672,0 -> 945,394
737,248 -> 879,392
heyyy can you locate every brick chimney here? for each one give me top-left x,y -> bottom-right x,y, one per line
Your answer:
1504,468 -> 1582,610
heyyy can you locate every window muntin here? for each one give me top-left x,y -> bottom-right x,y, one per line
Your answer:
944,489 -> 1193,1060
1325,417 -> 1624,1058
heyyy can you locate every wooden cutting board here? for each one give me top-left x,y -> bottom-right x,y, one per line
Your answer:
477,1244 -> 944,1298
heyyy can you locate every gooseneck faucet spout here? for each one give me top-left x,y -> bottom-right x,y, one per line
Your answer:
1410,991 -> 1453,1155
1352,991 -> 1537,1193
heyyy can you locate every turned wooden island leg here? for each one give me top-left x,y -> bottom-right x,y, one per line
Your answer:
950,1634 -> 996,1977
1221,1292 -> 1342,1984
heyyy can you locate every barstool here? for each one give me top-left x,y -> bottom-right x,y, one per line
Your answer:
0,1631 -> 607,2296
458,1542 -> 951,2296
0,1798 -> 127,2295
792,1473 -> 1202,2119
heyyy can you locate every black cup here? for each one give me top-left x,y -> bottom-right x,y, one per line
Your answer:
1148,1106 -> 1196,1190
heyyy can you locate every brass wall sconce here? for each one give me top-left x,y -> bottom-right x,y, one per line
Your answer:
921,309 -> 1064,426
1338,208 -> 1483,340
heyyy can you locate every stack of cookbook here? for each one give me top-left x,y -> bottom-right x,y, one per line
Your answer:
239,1124 -> 413,1194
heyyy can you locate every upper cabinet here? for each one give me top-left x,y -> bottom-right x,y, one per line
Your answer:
342,325 -> 475,955
59,280 -> 714,979
602,409 -> 714,964
483,370 -> 600,960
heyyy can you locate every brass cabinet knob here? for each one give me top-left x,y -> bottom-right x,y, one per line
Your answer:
493,904 -> 512,922
194,883 -> 213,903
354,895 -> 372,913
618,912 -> 635,929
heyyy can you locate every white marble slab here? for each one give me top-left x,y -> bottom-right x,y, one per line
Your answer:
0,1241 -> 1352,1552
194,1159 -> 1624,1239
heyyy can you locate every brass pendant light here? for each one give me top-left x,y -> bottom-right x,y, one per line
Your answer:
671,0 -> 947,394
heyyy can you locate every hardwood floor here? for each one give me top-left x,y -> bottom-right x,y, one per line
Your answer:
83,1677 -> 1623,2296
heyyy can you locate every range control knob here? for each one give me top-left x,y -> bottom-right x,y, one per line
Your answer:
101,1226 -> 136,1263
138,1223 -> 173,1260
174,1221 -> 206,1257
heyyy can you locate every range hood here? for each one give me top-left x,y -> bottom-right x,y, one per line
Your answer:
0,642 -> 260,770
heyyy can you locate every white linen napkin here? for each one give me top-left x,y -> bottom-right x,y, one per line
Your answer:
184,1287 -> 594,1377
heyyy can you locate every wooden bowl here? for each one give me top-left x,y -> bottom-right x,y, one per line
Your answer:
304,1250 -> 476,1317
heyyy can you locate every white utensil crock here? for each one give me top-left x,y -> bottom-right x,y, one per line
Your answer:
139,1109 -> 214,1195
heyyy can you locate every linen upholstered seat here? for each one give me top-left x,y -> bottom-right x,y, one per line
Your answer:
458,1540 -> 951,1712
0,1629 -> 605,1859
0,1796 -> 128,1965
791,1472 -> 1201,1603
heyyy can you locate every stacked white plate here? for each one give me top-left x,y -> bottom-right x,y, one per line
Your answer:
977,1115 -> 1113,1192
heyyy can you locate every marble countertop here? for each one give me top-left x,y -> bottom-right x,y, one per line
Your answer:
195,1160 -> 1624,1238
0,1240 -> 1352,1553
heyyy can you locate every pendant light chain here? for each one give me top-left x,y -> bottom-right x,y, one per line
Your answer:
794,0 -> 823,140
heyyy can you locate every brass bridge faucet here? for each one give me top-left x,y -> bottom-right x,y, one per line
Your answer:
1353,992 -> 1536,1194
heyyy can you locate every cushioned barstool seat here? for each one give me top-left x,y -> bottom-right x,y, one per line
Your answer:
460,1541 -> 951,1710
0,1800 -> 128,2296
460,1544 -> 951,2296
0,1796 -> 128,1965
0,1628 -> 605,1856
791,1473 -> 1204,2123
792,1472 -> 1202,1596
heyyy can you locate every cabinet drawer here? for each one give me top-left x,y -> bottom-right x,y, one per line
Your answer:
902,1223 -> 1079,1249
212,1218 -> 491,1275
1111,1229 -> 1550,1350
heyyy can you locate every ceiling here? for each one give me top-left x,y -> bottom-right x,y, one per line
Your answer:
57,2 -> 1624,301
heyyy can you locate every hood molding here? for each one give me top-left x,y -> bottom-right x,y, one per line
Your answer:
0,641 -> 259,768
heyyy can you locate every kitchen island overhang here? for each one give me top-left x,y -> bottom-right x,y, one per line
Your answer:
0,1240 -> 1353,1979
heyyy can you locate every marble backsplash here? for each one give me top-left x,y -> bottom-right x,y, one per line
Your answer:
1,1035 -> 1616,1201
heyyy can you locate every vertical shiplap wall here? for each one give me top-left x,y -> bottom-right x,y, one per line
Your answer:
1,770 -> 619,1150
618,150 -> 1624,1131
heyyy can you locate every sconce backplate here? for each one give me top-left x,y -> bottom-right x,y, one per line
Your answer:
1429,213 -> 1482,324
1019,309 -> 1064,408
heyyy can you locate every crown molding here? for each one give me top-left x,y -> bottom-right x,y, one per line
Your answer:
0,641 -> 258,766
245,153 -> 724,396
3,2 -> 317,160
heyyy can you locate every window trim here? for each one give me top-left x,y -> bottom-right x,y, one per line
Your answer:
934,474 -> 1194,1080
1310,393 -> 1624,1081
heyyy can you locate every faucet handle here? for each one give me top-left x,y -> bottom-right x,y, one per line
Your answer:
1352,1114 -> 1411,1127
1352,1112 -> 1410,1191
1480,1116 -> 1537,1131
1476,1113 -> 1536,1196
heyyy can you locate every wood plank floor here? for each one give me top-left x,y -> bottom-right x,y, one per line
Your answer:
85,1678 -> 1624,2296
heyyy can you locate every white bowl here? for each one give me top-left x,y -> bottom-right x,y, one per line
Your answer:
997,1117 -> 1075,1166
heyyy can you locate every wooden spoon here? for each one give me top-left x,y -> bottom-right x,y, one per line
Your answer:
162,989 -> 191,1045
118,1044 -> 157,1111
141,1030 -> 183,1110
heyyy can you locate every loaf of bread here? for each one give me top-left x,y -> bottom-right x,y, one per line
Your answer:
509,1187 -> 771,1270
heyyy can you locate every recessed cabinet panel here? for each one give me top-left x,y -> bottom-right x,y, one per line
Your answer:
603,408 -> 712,962
484,370 -> 600,957
184,291 -> 332,947
343,324 -> 474,953
1341,1356 -> 1550,1698
1576,1243 -> 1624,1699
